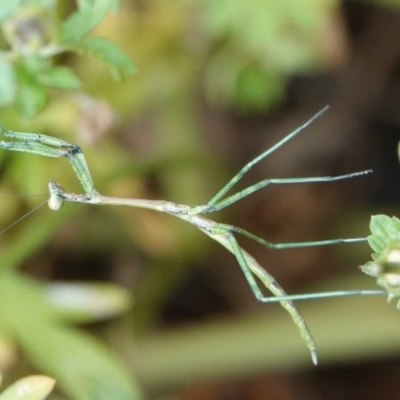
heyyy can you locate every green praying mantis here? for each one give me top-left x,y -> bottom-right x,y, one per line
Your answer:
0,107 -> 389,365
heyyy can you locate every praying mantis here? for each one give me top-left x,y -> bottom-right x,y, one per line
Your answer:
0,107 -> 387,365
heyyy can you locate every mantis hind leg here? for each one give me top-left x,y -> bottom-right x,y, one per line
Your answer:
226,232 -> 318,364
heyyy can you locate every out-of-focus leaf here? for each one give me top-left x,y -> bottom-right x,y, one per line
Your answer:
47,282 -> 132,323
36,66 -> 81,90
15,85 -> 47,119
0,376 -> 55,400
72,37 -> 136,79
205,0 -> 338,72
202,0 -> 342,111
17,56 -> 48,77
236,65 -> 286,112
0,272 -> 141,400
0,1 -> 20,23
61,0 -> 122,43
204,49 -> 286,112
0,332 -> 17,370
28,0 -> 56,8
0,53 -> 16,107
17,326 -> 141,400
79,0 -> 121,13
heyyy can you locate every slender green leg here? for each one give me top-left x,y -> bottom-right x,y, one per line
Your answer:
223,227 -> 384,364
254,290 -> 386,302
226,232 -> 318,365
207,106 -> 329,208
204,170 -> 372,213
230,225 -> 367,248
215,223 -> 385,301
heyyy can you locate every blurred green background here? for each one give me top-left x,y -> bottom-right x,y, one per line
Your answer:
1,0 -> 400,399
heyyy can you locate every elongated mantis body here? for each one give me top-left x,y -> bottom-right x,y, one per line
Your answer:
0,107 -> 387,364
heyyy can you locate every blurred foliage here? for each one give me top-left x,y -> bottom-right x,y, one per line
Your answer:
0,1 -> 142,399
0,0 -> 135,119
0,374 -> 55,400
202,0 -> 342,111
77,0 -> 345,114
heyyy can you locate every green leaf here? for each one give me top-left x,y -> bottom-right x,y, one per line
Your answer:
361,261 -> 381,277
368,215 -> 400,255
72,37 -> 136,79
0,376 -> 55,400
369,215 -> 393,239
367,234 -> 386,254
392,216 -> 400,232
0,53 -> 16,107
235,66 -> 286,112
362,214 -> 400,303
79,0 -> 121,13
15,85 -> 47,119
13,56 -> 49,89
0,0 -> 21,23
0,272 -> 143,400
28,0 -> 57,8
17,326 -> 142,400
36,66 -> 81,90
61,0 -> 121,43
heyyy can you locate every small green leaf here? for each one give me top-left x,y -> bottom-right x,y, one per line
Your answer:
361,261 -> 381,277
368,215 -> 400,254
392,216 -> 400,232
0,53 -> 16,107
36,67 -> 81,90
61,0 -> 120,43
367,234 -> 386,254
369,215 -> 393,239
73,37 -> 136,79
15,85 -> 47,119
235,66 -> 286,112
0,376 -> 55,400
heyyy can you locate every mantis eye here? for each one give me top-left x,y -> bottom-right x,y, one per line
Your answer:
48,180 -> 65,211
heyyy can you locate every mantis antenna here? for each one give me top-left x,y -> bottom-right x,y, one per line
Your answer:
0,108 -> 387,365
